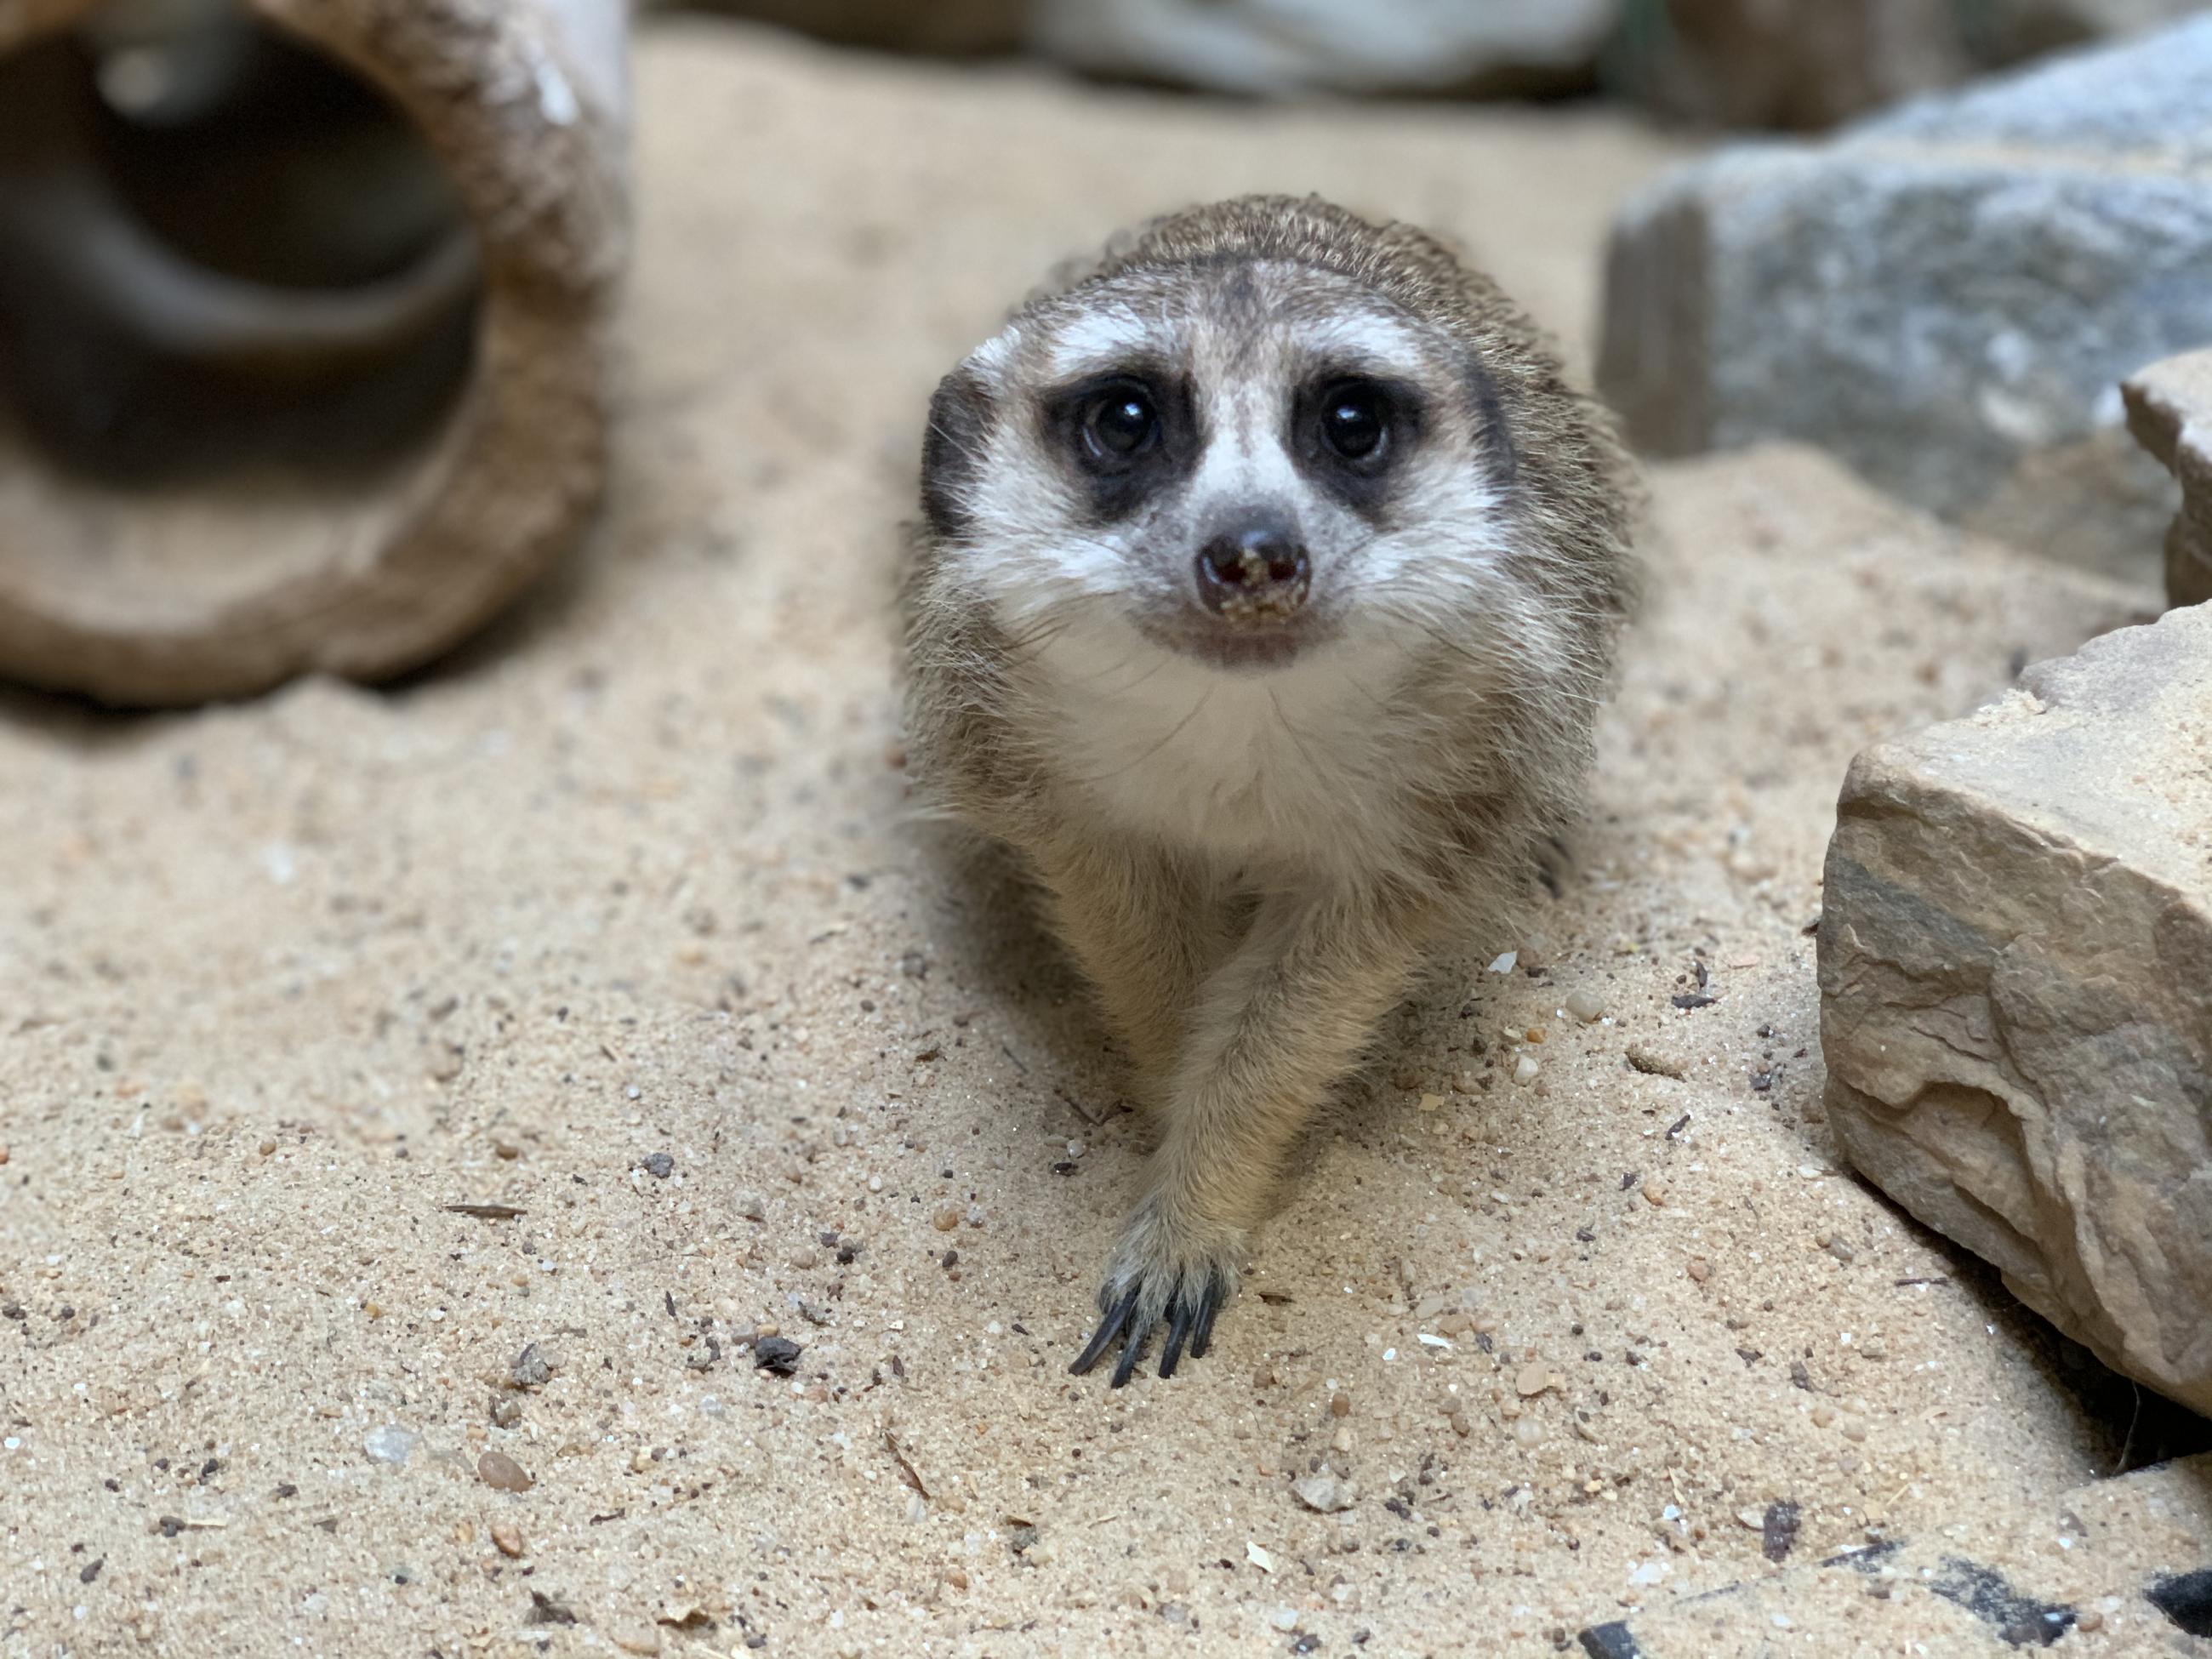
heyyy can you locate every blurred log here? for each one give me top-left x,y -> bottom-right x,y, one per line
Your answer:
0,0 -> 630,704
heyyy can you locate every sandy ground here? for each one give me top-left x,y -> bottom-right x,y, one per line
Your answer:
3,20 -> 2207,1659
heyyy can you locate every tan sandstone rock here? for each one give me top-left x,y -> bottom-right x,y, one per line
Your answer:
1818,602 -> 2212,1417
2124,346 -> 2212,612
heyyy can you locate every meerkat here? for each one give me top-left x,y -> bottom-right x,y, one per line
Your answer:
903,195 -> 1637,1387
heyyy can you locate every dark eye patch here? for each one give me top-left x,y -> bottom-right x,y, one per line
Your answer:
1291,370 -> 1425,519
1042,365 -> 1199,523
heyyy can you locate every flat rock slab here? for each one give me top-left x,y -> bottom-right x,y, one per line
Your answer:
1599,14 -> 2212,582
1819,601 -> 2212,1415
2124,346 -> 2212,610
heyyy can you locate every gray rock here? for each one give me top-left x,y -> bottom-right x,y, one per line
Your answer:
1817,601 -> 2212,1417
1599,17 -> 2212,581
1028,0 -> 1619,96
1601,0 -> 2209,131
1291,1470 -> 1359,1514
364,1425 -> 419,1466
2123,347 -> 2212,610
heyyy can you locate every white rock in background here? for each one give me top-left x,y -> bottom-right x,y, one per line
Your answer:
1029,0 -> 1620,95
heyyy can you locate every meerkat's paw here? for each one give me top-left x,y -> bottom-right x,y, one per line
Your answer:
1069,1200 -> 1243,1388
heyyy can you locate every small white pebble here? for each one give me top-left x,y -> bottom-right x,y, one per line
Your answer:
1488,951 -> 1518,975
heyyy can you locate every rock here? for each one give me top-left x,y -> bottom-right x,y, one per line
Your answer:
477,1450 -> 533,1492
2123,348 -> 2212,610
1028,0 -> 1618,96
1292,1471 -> 1358,1514
363,1426 -> 419,1466
1602,0 -> 2207,131
1817,601 -> 2212,1417
1599,17 -> 2212,583
510,1343 -> 554,1389
753,1336 -> 804,1376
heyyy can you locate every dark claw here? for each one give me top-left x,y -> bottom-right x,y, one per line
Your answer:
1109,1320 -> 1147,1388
1189,1273 -> 1223,1360
1158,1295 -> 1198,1379
1069,1286 -> 1141,1377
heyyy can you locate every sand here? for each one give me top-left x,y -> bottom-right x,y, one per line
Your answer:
2,20 -> 2205,1659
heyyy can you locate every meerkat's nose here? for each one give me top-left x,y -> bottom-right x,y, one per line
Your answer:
1194,513 -> 1312,619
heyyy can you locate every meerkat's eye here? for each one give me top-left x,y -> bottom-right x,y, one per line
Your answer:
1318,379 -> 1390,464
1080,381 -> 1161,465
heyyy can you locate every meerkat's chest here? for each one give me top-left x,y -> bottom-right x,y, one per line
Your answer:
1039,644 -> 1404,871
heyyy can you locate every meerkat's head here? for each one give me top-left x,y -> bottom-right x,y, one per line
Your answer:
918,202 -> 1551,693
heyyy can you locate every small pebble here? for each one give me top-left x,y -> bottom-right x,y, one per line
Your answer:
1641,1181 -> 1668,1206
1329,1391 -> 1350,1418
735,1190 -> 767,1222
790,1248 -> 819,1270
1811,1405 -> 1837,1428
932,1206 -> 959,1232
1513,1055 -> 1541,1087
364,1426 -> 418,1466
491,1521 -> 525,1559
1841,1417 -> 1869,1443
1686,1258 -> 1711,1284
610,1624 -> 661,1656
1291,1471 -> 1357,1514
2076,1610 -> 2104,1633
512,1343 -> 553,1388
754,1337 -> 804,1376
257,1140 -> 276,1157
641,1153 -> 674,1180
1564,987 -> 1606,1023
1272,1606 -> 1300,1632
478,1451 -> 533,1492
1390,1066 -> 1422,1091
1514,1364 -> 1551,1398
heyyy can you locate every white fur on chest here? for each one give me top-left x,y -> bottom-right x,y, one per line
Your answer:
1034,619 -> 1411,875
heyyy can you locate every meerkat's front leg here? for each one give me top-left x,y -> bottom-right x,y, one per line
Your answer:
1029,834 -> 1239,1104
1070,887 -> 1428,1385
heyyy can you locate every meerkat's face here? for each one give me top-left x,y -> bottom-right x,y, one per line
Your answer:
922,259 -> 1518,678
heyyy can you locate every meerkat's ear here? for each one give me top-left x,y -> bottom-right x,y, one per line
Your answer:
921,367 -> 995,543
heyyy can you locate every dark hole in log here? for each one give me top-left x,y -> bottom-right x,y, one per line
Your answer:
0,0 -> 480,482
